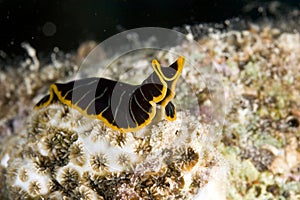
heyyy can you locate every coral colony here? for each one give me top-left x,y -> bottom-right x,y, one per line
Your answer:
0,57 -> 224,199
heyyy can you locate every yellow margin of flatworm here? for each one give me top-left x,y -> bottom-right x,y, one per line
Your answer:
151,59 -> 168,103
160,56 -> 185,121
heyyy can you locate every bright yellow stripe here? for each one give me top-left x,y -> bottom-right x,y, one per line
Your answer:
156,56 -> 184,81
165,111 -> 176,121
151,59 -> 168,103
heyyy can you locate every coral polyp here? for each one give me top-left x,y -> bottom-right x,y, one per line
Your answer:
0,102 -> 223,199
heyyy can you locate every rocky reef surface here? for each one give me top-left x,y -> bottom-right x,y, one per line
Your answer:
0,19 -> 300,199
210,25 -> 300,199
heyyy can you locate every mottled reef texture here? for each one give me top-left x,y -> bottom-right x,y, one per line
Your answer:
0,19 -> 300,199
209,25 -> 300,199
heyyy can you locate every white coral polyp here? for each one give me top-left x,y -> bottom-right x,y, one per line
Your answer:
0,102 -> 227,199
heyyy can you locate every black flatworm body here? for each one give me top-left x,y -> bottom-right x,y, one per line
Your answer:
35,57 -> 184,132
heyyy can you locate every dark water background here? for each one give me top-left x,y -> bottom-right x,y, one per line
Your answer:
0,0 -> 299,59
